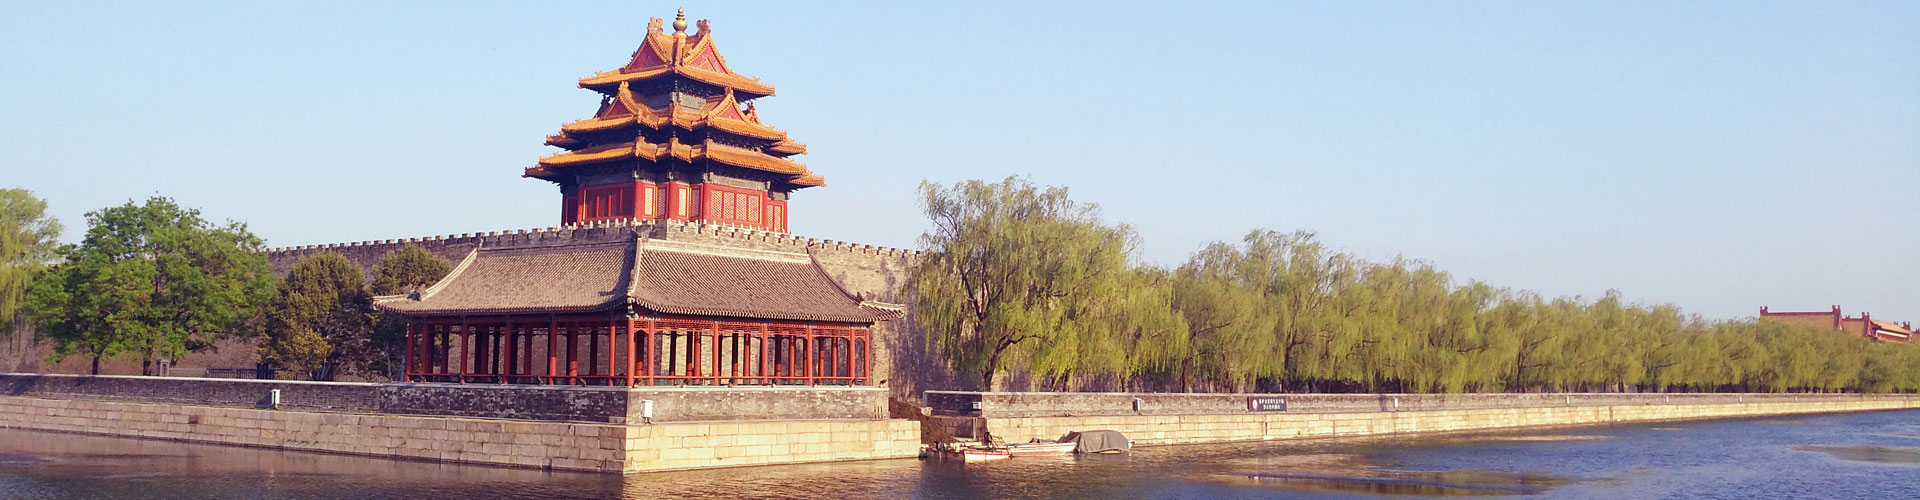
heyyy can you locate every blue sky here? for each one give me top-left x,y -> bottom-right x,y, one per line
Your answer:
2,1 -> 1914,321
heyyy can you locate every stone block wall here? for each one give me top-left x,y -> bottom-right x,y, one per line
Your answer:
925,390 -> 1910,417
621,386 -> 887,422
0,395 -> 921,473
0,374 -> 887,423
979,398 -> 1920,446
0,373 -> 380,412
377,384 -> 630,422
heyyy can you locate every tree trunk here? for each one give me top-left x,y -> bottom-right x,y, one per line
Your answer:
1178,357 -> 1191,393
141,359 -> 152,376
90,355 -> 101,375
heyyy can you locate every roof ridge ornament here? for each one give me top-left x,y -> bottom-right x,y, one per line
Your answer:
672,8 -> 688,34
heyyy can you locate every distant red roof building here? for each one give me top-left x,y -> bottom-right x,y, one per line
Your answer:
1759,305 -> 1912,342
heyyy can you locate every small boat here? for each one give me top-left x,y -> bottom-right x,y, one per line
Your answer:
1002,440 -> 1077,456
958,447 -> 1012,461
1059,430 -> 1132,454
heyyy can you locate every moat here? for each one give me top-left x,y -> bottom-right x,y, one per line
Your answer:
2,409 -> 1916,499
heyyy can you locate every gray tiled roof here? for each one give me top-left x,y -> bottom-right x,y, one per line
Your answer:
630,242 -> 902,323
375,240 -> 633,315
375,237 -> 901,323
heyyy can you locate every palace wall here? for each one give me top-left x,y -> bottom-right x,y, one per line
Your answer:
0,373 -> 886,423
923,390 -> 1914,418
918,390 -> 1920,445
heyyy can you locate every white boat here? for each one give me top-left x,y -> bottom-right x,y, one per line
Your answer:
958,447 -> 1012,461
1002,440 -> 1077,456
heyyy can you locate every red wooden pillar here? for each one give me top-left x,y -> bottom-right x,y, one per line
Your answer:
425,323 -> 435,377
546,316 -> 557,384
521,322 -> 533,382
503,319 -> 517,384
458,317 -> 470,384
624,319 -> 636,387
423,322 -> 434,379
644,319 -> 657,385
710,320 -> 722,385
588,321 -> 601,383
402,321 -> 415,382
687,326 -> 700,380
439,324 -> 449,378
803,324 -> 816,385
474,324 -> 489,379
604,319 -> 616,383
566,321 -> 579,383
759,323 -> 770,385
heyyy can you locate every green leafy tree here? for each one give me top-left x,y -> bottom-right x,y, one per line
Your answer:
26,197 -> 274,375
1,189 -> 63,331
370,244 -> 452,295
911,177 -> 1139,390
259,252 -> 373,379
367,244 -> 451,379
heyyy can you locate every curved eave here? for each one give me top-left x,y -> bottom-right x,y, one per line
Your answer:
559,115 -> 634,134
537,143 -> 636,167
767,140 -> 807,156
545,134 -> 584,149
376,302 -> 626,317
701,116 -> 787,141
555,111 -> 788,142
629,301 -> 886,323
579,66 -> 774,98
790,172 -> 826,187
533,140 -> 808,178
699,142 -> 807,175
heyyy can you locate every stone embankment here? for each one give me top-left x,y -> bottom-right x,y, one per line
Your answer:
926,390 -> 1920,445
0,373 -> 919,473
4,374 -> 1915,474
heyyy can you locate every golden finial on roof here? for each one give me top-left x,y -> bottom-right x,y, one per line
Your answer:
672,8 -> 688,33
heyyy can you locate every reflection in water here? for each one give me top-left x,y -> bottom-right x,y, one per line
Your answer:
1471,435 -> 1612,442
1792,445 -> 1920,465
1228,474 -> 1529,496
1,409 -> 1919,499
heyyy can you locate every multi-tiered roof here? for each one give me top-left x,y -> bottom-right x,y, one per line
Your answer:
524,11 -> 823,190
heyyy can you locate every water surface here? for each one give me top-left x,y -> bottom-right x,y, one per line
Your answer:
2,409 -> 1918,499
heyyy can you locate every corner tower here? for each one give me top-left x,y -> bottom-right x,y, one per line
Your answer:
526,10 -> 819,232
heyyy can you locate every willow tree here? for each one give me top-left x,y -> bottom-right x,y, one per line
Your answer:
1169,242 -> 1264,392
1,189 -> 62,331
911,177 -> 1137,390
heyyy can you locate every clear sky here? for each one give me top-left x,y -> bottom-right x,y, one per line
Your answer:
2,1 -> 1914,321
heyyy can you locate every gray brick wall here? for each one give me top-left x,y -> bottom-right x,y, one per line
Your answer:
0,373 -> 886,423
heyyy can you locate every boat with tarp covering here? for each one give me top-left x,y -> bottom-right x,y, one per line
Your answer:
1059,430 -> 1131,453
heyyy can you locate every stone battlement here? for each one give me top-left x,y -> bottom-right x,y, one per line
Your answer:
266,219 -> 922,277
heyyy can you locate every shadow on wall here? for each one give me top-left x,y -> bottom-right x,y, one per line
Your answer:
881,312 -> 970,399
